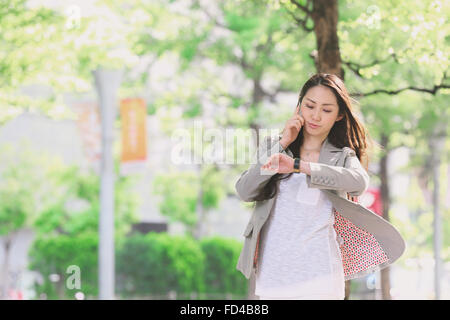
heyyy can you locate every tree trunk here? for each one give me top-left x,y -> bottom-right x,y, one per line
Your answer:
379,133 -> 392,300
430,128 -> 445,300
250,123 -> 261,152
311,0 -> 344,78
312,0 -> 350,298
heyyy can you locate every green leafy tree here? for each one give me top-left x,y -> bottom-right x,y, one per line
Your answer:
27,156 -> 141,299
0,0 -> 139,123
152,164 -> 225,239
0,141 -> 68,298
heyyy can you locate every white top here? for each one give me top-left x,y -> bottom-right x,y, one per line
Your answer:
255,172 -> 345,299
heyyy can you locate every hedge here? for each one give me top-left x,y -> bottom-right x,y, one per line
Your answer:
116,232 -> 248,299
29,232 -> 248,299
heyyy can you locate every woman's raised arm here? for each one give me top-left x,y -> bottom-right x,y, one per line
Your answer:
235,135 -> 287,202
307,147 -> 370,196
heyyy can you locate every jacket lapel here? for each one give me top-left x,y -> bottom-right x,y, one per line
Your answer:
306,136 -> 343,187
277,134 -> 342,165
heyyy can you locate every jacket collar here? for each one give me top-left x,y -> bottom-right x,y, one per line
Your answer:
277,134 -> 343,161
321,136 -> 342,152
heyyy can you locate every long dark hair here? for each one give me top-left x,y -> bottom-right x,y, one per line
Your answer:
252,73 -> 375,202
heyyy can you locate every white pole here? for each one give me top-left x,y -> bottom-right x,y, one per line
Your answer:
93,68 -> 123,300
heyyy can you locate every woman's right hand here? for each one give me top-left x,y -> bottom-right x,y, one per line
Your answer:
280,105 -> 305,149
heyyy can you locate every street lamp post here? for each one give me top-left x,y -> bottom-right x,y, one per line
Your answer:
93,68 -> 123,300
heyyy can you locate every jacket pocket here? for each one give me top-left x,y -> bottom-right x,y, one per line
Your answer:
243,221 -> 254,237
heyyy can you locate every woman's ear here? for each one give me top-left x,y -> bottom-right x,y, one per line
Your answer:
336,114 -> 344,122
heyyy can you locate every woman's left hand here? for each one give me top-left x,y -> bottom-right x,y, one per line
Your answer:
260,153 -> 296,174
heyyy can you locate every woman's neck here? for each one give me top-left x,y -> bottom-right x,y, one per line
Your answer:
301,132 -> 327,152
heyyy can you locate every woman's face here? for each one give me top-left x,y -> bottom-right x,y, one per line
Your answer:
300,85 -> 343,137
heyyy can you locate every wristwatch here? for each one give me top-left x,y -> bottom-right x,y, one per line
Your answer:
293,158 -> 301,173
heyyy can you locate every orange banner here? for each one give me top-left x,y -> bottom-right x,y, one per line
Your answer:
120,98 -> 147,163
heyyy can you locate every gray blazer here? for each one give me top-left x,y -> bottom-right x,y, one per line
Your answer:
235,134 -> 406,280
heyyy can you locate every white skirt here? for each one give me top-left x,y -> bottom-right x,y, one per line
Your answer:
256,269 -> 345,299
259,293 -> 344,300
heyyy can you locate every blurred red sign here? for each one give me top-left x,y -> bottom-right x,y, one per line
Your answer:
360,188 -> 383,217
72,102 -> 101,166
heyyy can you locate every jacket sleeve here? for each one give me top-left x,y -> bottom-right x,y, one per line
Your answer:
235,135 -> 288,202
308,147 -> 370,196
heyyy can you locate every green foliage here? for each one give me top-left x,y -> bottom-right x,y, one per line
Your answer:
116,232 -> 206,297
0,142 -> 65,236
116,233 -> 169,295
179,31 -> 209,71
200,236 -> 247,296
151,165 -> 225,236
0,0 -> 63,88
158,233 -> 206,294
28,233 -> 99,300
391,162 -> 450,265
183,96 -> 202,118
146,102 -> 157,115
0,0 -> 76,122
152,171 -> 199,228
32,163 -> 140,239
6,143 -> 143,299
0,0 -> 141,123
101,0 -> 310,124
200,165 -> 226,208
116,232 -> 247,299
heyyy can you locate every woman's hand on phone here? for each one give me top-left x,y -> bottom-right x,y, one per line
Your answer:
280,105 -> 305,149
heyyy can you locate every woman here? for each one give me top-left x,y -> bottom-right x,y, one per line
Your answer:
235,73 -> 405,300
